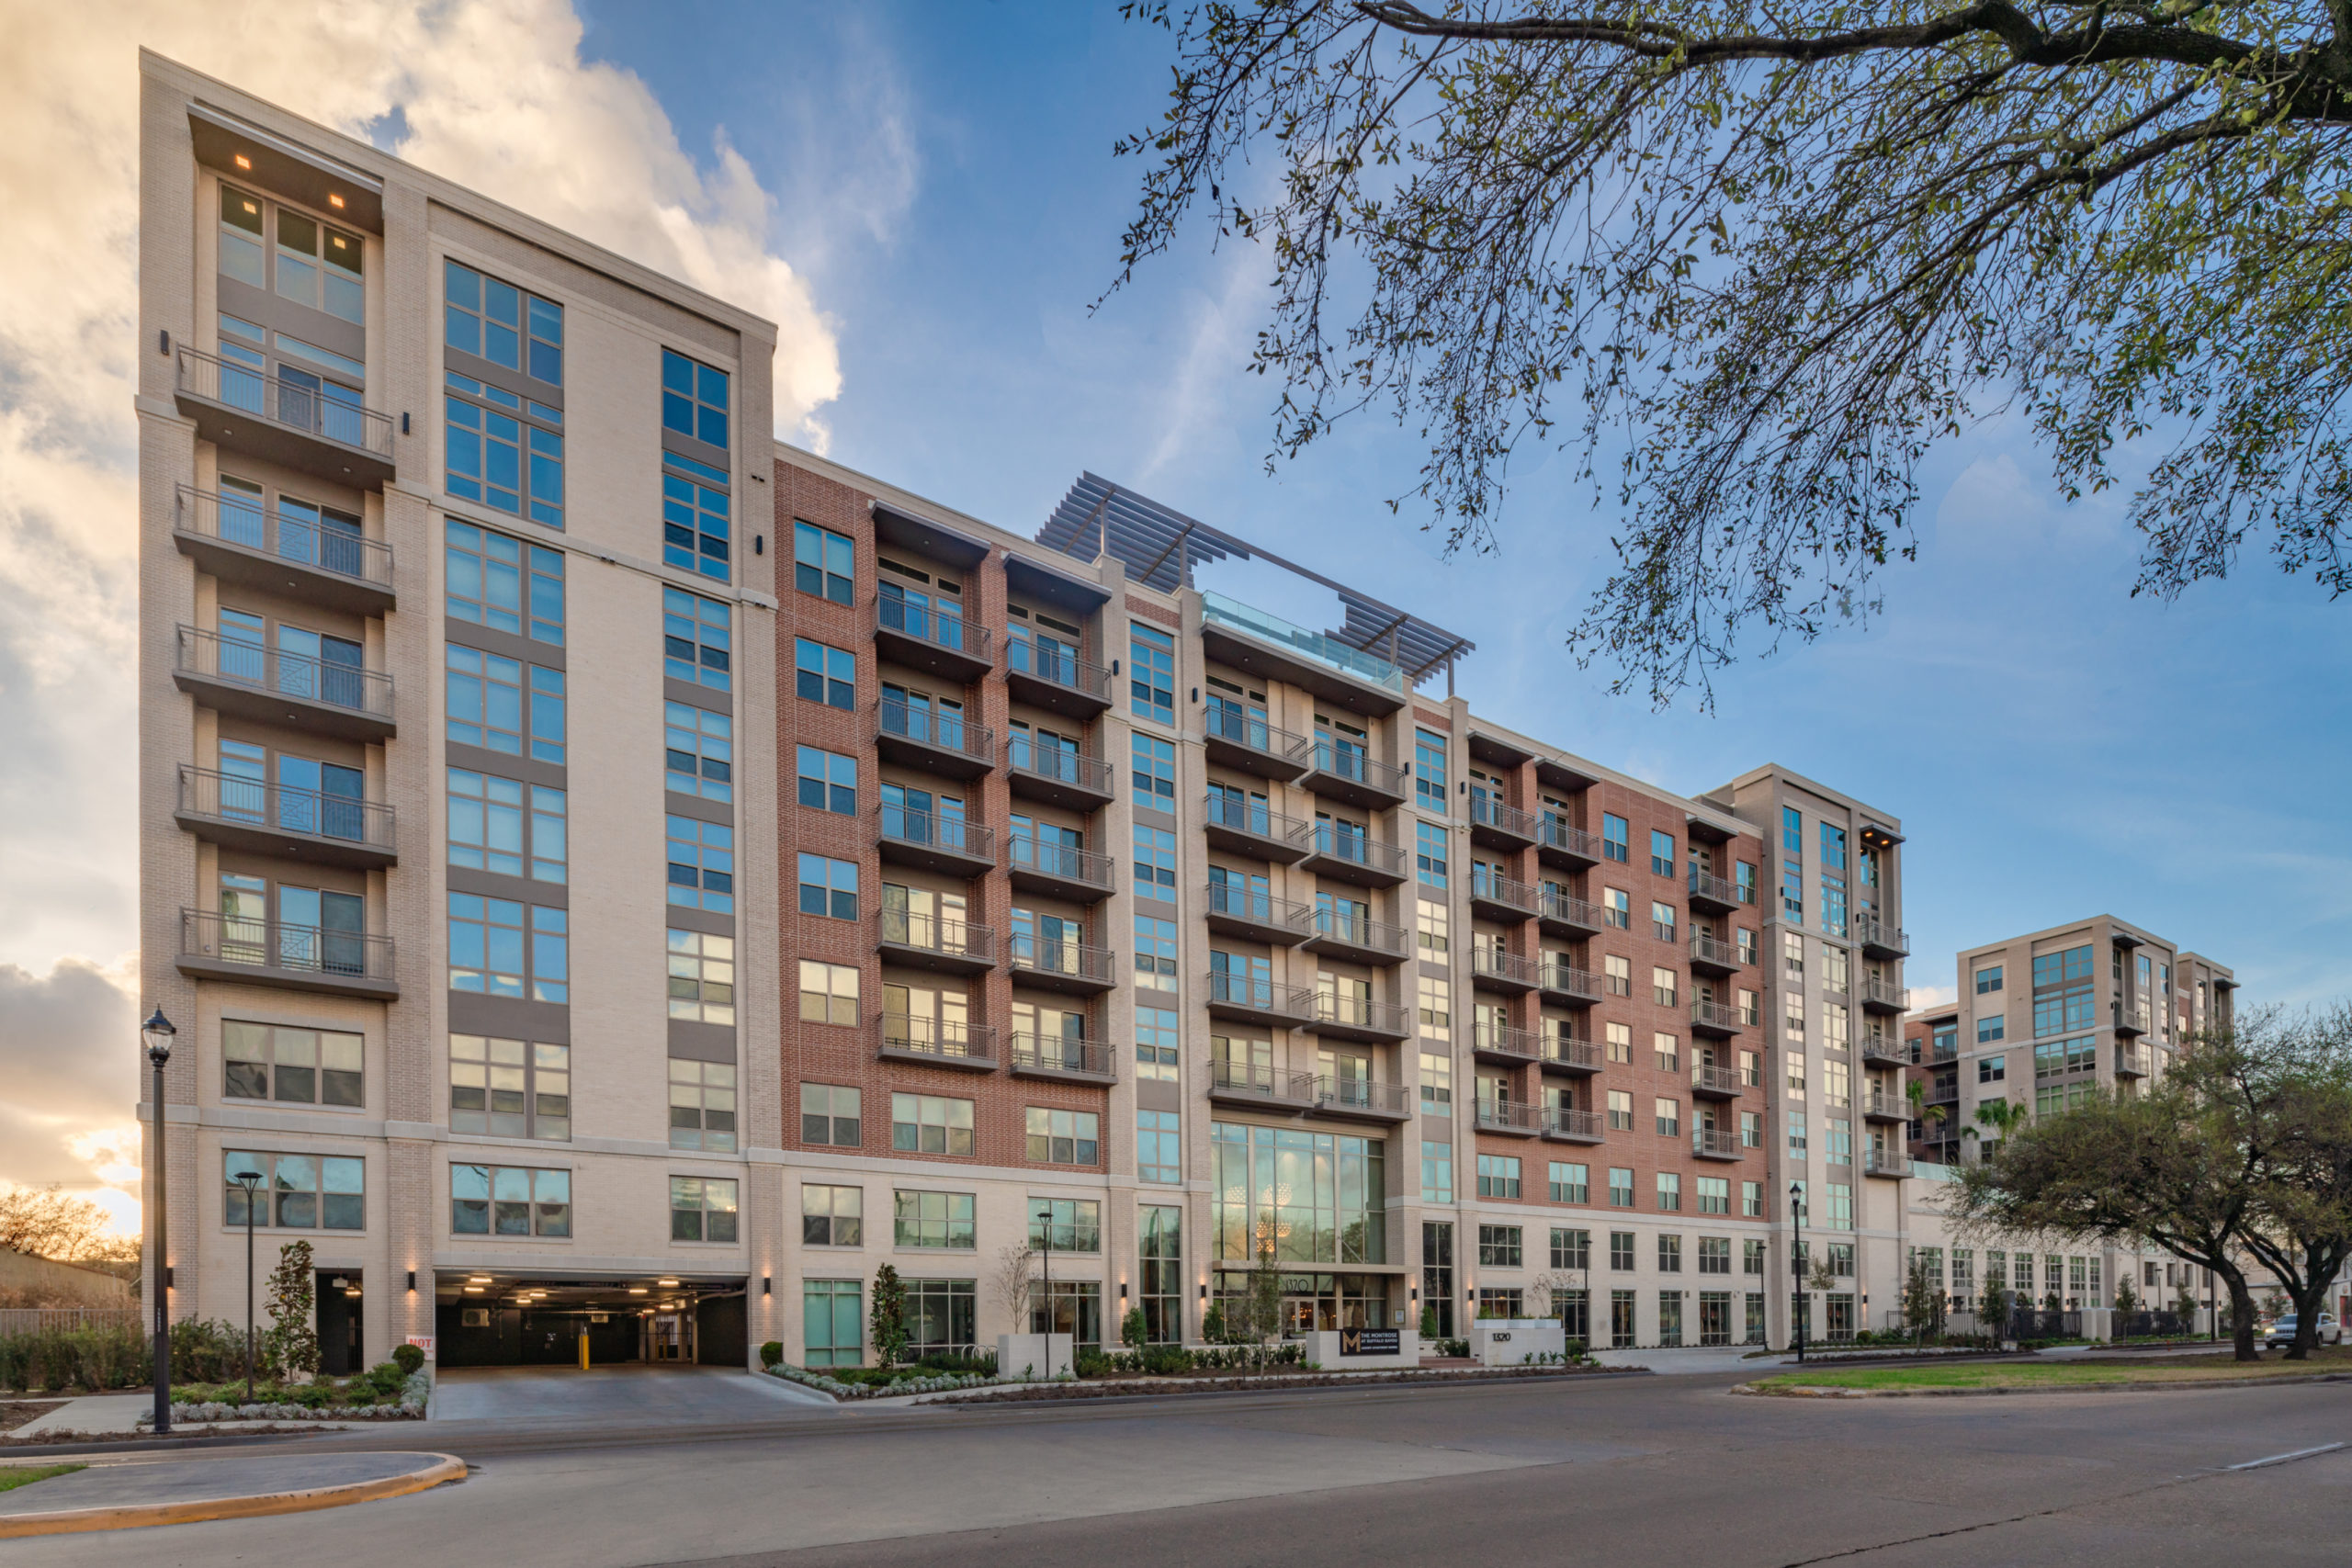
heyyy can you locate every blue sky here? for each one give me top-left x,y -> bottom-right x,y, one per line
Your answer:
581,1 -> 2352,1004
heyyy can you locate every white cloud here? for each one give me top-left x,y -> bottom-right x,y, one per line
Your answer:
0,959 -> 140,1219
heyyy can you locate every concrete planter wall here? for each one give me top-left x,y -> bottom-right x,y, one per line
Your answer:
1303,1328 -> 1421,1370
998,1332 -> 1072,1379
1474,1319 -> 1566,1366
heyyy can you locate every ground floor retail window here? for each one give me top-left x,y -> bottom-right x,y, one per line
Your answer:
805,1279 -> 861,1368
1031,1280 -> 1102,1348
1746,1292 -> 1766,1345
1611,1290 -> 1635,1348
1557,1289 -> 1589,1344
1826,1292 -> 1855,1341
1216,1270 -> 1392,1333
1140,1205 -> 1183,1344
1476,1287 -> 1522,1319
1699,1291 -> 1733,1346
1422,1221 -> 1453,1337
1658,1291 -> 1684,1347
905,1279 -> 976,1354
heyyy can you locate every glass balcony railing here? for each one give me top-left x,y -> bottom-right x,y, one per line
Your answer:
1200,592 -> 1406,694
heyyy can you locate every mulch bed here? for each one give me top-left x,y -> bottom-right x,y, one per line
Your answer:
0,1403 -> 68,1438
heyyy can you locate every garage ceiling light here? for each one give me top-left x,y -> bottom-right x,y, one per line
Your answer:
628,1287 -> 647,1294
463,1286 -> 483,1293
658,1279 -> 679,1287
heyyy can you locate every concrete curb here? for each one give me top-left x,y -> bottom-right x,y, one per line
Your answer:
922,1366 -> 1653,1410
0,1451 -> 466,1538
1733,1371 -> 2352,1399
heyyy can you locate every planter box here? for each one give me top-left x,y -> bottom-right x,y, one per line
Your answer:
2080,1308 -> 2114,1343
998,1332 -> 1072,1379
1305,1327 -> 1421,1370
1474,1319 -> 1566,1367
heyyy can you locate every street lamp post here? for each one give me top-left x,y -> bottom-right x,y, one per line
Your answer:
1036,1207 -> 1054,1362
234,1170 -> 262,1404
1790,1180 -> 1806,1365
143,1007 -> 177,1436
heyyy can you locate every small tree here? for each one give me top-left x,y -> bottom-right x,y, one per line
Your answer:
1976,1272 -> 2007,1341
1419,1304 -> 1438,1338
870,1263 -> 908,1367
1901,1252 -> 1941,1342
1121,1306 -> 1148,1351
2114,1279 -> 2140,1316
261,1240 -> 318,1379
993,1243 -> 1035,1336
1246,1244 -> 1284,1370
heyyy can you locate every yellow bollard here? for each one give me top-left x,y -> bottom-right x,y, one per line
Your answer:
579,1329 -> 590,1370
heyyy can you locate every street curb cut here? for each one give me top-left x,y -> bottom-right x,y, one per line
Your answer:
0,1451 -> 466,1538
1731,1371 -> 2352,1399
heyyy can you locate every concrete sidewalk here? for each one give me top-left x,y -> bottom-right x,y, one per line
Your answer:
12,1396 -> 152,1440
0,1450 -> 463,1537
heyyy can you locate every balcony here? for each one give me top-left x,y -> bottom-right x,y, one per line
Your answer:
1924,1080 -> 1959,1107
174,765 -> 395,871
2114,1044 -> 2153,1078
875,595 -> 994,684
1539,962 -> 1603,1006
1472,1023 -> 1542,1067
1204,884 -> 1317,946
1004,639 -> 1112,718
1006,836 -> 1115,904
1307,993 -> 1411,1044
1007,935 -> 1117,996
1468,794 -> 1537,852
1203,706 -> 1312,781
1691,1128 -> 1744,1161
1475,1100 -> 1542,1137
1198,591 -> 1408,716
1541,1033 -> 1601,1074
876,911 -> 996,976
1536,816 -> 1601,870
1204,973 -> 1317,1028
173,344 -> 394,485
1688,932 -> 1741,976
1863,1090 -> 1910,1124
1471,946 -> 1538,995
1300,743 -> 1409,809
1544,1108 -> 1605,1144
876,696 -> 993,780
2113,1003 -> 2151,1040
1208,1060 -> 1322,1113
1863,1149 -> 1911,1179
173,626 -> 395,744
1309,1076 -> 1413,1124
1305,907 -> 1409,966
1690,998 -> 1746,1037
176,908 -> 396,1000
1690,1063 -> 1745,1100
1009,1035 -> 1117,1085
1686,869 -> 1747,915
1860,977 -> 1910,1014
1203,793 -> 1315,863
1300,824 -> 1408,888
1005,740 -> 1115,812
878,807 -> 996,880
172,484 -> 394,616
876,1016 -> 999,1072
1537,890 -> 1603,940
1860,1039 -> 1911,1070
1468,867 -> 1538,923
1858,917 -> 1910,958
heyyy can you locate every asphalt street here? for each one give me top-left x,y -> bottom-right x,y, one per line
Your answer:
10,1365 -> 2349,1566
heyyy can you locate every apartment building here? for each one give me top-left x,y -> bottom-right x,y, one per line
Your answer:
137,54 -> 782,1370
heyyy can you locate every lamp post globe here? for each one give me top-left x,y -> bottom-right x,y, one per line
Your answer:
143,1007 -> 176,1434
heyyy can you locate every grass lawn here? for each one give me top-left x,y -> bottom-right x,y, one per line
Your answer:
0,1463 -> 85,1495
1758,1350 -> 2352,1393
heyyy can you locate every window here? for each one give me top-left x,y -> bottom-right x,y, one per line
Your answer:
662,589 -> 731,691
1650,829 -> 1675,877
451,1164 -> 570,1236
1606,1089 -> 1634,1131
1133,825 -> 1177,893
1609,1231 -> 1636,1271
670,1176 -> 740,1243
1653,1032 -> 1680,1073
224,1021 -> 362,1108
1416,821 -> 1449,887
1743,1181 -> 1764,1218
1658,1233 -> 1683,1271
446,521 -> 563,643
1655,1097 -> 1680,1137
2032,945 -> 2097,1037
447,644 -> 564,763
667,702 -> 733,802
1787,1111 -> 1808,1156
1139,1206 -> 1185,1344
1608,1168 -> 1634,1208
796,853 -> 858,920
1418,976 -> 1453,1038
1976,964 -> 2004,994
1697,1177 -> 1729,1216
1602,1022 -> 1630,1065
903,1279 -> 978,1355
447,769 -> 566,883
1129,623 -> 1175,722
1478,1225 -> 1523,1267
668,1059 -> 737,1151
666,817 -> 735,914
1414,728 -> 1448,808
1476,1286 -> 1525,1320
1420,1050 -> 1453,1111
445,259 -> 559,382
1549,1228 -> 1590,1271
1825,1182 -> 1853,1230
1741,1111 -> 1761,1149
795,746 -> 857,815
662,463 -> 731,581
1135,1003 -> 1180,1081
1979,1055 -> 2007,1084
1026,1108 -> 1101,1166
450,1033 -> 569,1140
669,931 -> 738,1024
1978,1014 -> 2007,1043
1651,901 -> 1677,942
802,1185 -> 863,1247
1548,1162 -> 1589,1204
1422,1140 -> 1454,1202
223,1151 -> 364,1231
1138,1110 -> 1182,1183
1657,1173 -> 1682,1212
1130,734 -> 1175,802
892,1093 -> 975,1156
800,1083 -> 861,1147
1418,900 -> 1450,954
1738,987 -> 1759,1026
791,640 -> 859,713
1784,990 -> 1805,1041
892,1190 -> 978,1250
803,1279 -> 862,1368
1822,1057 -> 1849,1109
448,894 -> 566,1001
1603,887 -> 1630,928
1031,1199 -> 1102,1253
1743,1238 -> 1767,1277
1476,1155 -> 1521,1200
661,348 -> 730,447
792,520 -> 854,603
1601,813 -> 1629,863
1653,967 -> 1678,1008
446,371 -> 563,527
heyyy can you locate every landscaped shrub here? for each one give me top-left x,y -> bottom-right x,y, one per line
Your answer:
0,1322 -> 155,1393
759,1341 -> 784,1368
392,1343 -> 426,1377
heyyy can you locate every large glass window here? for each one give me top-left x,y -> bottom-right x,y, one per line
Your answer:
1138,1110 -> 1182,1183
447,643 -> 563,764
804,1279 -> 862,1368
446,520 -> 563,643
224,1151 -> 364,1230
795,637 -> 855,708
447,893 -> 566,1001
1210,1122 -> 1385,1264
667,704 -> 735,802
666,816 -> 735,914
448,769 -> 566,883
905,1280 -> 978,1355
670,1176 -> 740,1243
223,1021 -> 361,1108
794,521 -> 854,603
450,1033 -> 569,1141
668,1059 -> 737,1152
1140,1206 -> 1183,1344
892,1093 -> 975,1156
1414,729 -> 1448,809
447,371 -> 563,528
1129,624 -> 1174,723
800,1083 -> 861,1147
1422,1140 -> 1454,1203
670,931 -> 738,1024
1026,1108 -> 1101,1166
451,1164 -> 570,1236
893,1190 -> 976,1248
1136,1003 -> 1180,1079
802,1184 -> 863,1247
1030,1199 -> 1102,1253
663,589 -> 731,691
1476,1154 -> 1521,1200
662,348 -> 729,447
1415,821 -> 1449,887
446,260 -> 561,385
662,458 -> 731,582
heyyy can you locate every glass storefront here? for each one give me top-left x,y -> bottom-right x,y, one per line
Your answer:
1210,1122 -> 1385,1265
1213,1270 -> 1392,1332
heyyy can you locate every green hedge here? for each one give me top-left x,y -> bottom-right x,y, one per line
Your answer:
0,1317 -> 262,1393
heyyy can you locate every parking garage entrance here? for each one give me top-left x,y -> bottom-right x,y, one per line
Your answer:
434,1271 -> 747,1368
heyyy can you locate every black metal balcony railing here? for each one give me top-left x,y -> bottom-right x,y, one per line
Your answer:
1010,1035 -> 1115,1078
1306,824 -> 1407,877
1008,835 -> 1115,890
1306,743 -> 1409,797
1688,869 -> 1749,907
1470,867 -> 1539,916
1692,1128 -> 1743,1158
1472,946 -> 1539,987
878,1015 -> 999,1066
880,806 -> 997,864
1690,931 -> 1740,969
1538,816 -> 1601,861
1204,705 -> 1313,769
878,694 -> 993,763
1858,917 -> 1910,955
1861,977 -> 1910,1010
1205,972 -> 1317,1019
1545,1107 -> 1605,1141
877,595 -> 993,663
1690,997 -> 1745,1032
1540,890 -> 1603,930
1206,882 -> 1317,938
1469,794 -> 1538,840
1004,638 -> 1110,701
1541,962 -> 1602,1000
175,625 -> 395,720
176,764 -> 394,851
1210,1060 -> 1319,1106
175,484 -> 391,589
1005,739 -> 1114,796
1314,992 -> 1410,1036
1204,792 -> 1317,852
1008,935 -> 1116,986
1473,1023 -> 1541,1063
1864,1149 -> 1911,1178
1314,1076 -> 1411,1116
1311,907 -> 1410,958
877,910 -> 995,965
179,908 -> 393,983
1691,1062 -> 1745,1095
1476,1099 -> 1543,1133
1543,1033 -> 1601,1071
1860,1039 -> 1910,1067
176,344 -> 393,457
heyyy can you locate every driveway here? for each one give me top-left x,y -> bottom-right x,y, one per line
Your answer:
432,1363 -> 832,1425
